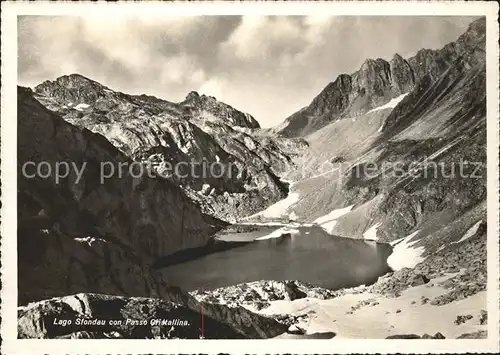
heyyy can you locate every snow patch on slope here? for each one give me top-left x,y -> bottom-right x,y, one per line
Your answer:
313,205 -> 354,234
387,230 -> 426,271
452,220 -> 483,245
363,222 -> 382,241
369,93 -> 408,113
256,227 -> 300,240
74,103 -> 90,111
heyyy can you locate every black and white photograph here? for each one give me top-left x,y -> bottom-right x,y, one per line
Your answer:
1,1 -> 499,354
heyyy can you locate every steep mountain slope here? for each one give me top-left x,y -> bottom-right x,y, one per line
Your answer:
278,17 -> 485,138
188,19 -> 489,339
256,18 -> 487,260
33,76 -> 304,221
17,86 -> 288,338
18,86 -> 224,302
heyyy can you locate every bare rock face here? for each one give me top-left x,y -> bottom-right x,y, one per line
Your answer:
191,280 -> 341,310
17,293 -> 288,339
32,75 -> 297,221
456,330 -> 487,339
278,18 -> 486,137
18,86 -> 225,258
278,18 -> 486,258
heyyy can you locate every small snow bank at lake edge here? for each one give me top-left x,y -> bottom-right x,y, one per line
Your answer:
313,205 -> 354,234
387,231 -> 426,271
363,222 -> 382,241
250,193 -> 300,219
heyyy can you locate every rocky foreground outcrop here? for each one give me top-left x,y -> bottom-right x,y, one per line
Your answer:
18,293 -> 288,339
369,231 -> 487,304
191,280 -> 342,311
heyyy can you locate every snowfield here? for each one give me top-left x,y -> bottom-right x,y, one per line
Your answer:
257,192 -> 300,219
387,230 -> 426,271
259,273 -> 486,339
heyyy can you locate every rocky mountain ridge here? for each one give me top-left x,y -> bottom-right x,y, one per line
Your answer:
17,86 -> 289,339
277,17 -> 485,137
33,75 -> 306,221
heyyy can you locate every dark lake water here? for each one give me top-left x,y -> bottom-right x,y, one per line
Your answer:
158,224 -> 392,292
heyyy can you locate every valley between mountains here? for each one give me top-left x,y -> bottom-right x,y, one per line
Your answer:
18,18 -> 487,339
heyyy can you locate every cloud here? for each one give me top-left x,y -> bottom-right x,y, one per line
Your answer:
222,16 -> 306,62
18,15 -> 477,127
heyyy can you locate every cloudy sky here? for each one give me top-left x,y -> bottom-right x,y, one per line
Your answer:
18,16 -> 476,127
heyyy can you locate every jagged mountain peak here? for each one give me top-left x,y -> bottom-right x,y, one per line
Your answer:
359,58 -> 388,71
33,74 -> 261,129
30,72 -> 291,221
60,72 -> 95,81
183,90 -> 261,129
34,73 -> 112,106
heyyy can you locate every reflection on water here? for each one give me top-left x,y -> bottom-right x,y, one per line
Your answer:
159,225 -> 392,292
